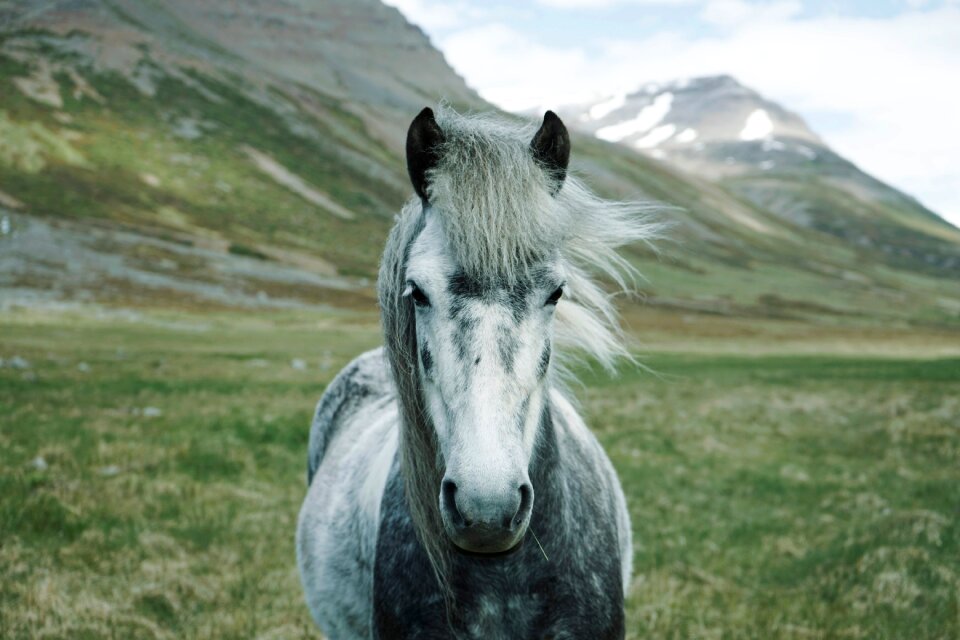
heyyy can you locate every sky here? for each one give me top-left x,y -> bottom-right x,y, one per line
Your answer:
383,0 -> 960,227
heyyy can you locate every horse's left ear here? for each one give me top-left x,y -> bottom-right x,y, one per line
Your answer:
406,107 -> 445,202
530,110 -> 570,193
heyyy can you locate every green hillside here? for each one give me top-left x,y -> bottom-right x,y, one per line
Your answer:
1,0 -> 959,329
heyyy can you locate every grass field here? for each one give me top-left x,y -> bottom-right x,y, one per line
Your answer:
1,306 -> 958,639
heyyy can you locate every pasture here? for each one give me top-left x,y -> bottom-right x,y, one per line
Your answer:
1,306 -> 958,639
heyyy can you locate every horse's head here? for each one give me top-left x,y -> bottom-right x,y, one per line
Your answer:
381,107 -> 651,564
400,108 -> 570,554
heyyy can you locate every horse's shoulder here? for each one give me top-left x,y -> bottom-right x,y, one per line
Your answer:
307,347 -> 394,484
548,389 -> 602,454
549,388 -> 633,594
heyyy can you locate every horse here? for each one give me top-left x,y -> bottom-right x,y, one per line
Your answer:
296,106 -> 656,639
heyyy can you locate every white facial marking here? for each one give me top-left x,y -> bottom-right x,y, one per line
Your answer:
405,213 -> 564,551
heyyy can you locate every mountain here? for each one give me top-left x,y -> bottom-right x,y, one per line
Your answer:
1,1 -> 959,327
561,75 -> 960,275
568,75 -> 822,165
0,0 -> 487,308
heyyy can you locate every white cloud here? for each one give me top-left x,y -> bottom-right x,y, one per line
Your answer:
700,0 -> 802,26
432,5 -> 960,226
439,24 -> 595,111
381,0 -> 480,31
535,0 -> 697,7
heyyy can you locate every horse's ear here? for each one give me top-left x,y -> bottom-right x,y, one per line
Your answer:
530,110 -> 570,193
406,107 -> 445,202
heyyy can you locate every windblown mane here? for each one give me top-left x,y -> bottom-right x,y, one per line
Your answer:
378,106 -> 658,611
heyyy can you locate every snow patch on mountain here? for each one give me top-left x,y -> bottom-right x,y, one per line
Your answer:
636,124 -> 677,149
596,92 -> 673,142
740,109 -> 774,141
587,93 -> 626,121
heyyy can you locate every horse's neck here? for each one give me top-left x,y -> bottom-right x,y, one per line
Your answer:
528,394 -> 567,531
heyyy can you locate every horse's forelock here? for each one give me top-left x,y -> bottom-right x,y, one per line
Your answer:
427,108 -> 566,283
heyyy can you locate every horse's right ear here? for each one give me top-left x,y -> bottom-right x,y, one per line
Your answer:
406,107 -> 445,202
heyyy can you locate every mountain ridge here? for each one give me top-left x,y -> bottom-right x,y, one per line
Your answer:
560,74 -> 960,273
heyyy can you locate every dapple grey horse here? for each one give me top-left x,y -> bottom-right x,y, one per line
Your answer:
297,106 -> 656,639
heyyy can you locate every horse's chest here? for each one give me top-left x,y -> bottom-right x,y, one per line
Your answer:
455,581 -> 548,639
374,519 -> 623,639
373,464 -> 625,638
466,560 -> 624,638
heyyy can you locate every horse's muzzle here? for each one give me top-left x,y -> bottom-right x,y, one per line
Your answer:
440,478 -> 534,553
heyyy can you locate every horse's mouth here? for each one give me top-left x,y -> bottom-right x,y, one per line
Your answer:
449,534 -> 526,558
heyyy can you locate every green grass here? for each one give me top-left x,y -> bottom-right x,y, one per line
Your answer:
0,308 -> 380,639
2,307 -> 958,638
582,355 -> 959,638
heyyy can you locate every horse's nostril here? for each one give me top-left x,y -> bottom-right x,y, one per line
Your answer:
442,479 -> 468,527
512,483 -> 533,528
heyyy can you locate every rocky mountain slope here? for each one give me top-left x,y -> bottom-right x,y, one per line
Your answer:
0,0 -> 486,308
1,1 -> 959,327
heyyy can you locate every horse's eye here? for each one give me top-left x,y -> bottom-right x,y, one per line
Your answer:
546,287 -> 563,306
410,285 -> 431,308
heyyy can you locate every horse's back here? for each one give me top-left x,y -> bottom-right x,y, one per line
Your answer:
297,348 -> 399,640
305,348 -> 394,483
